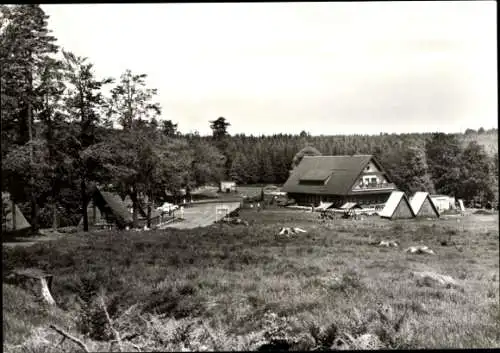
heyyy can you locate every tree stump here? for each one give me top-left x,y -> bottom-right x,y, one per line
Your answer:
6,268 -> 56,305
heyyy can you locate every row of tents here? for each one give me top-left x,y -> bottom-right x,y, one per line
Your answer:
379,191 -> 465,220
2,187 -> 175,235
317,191 -> 463,220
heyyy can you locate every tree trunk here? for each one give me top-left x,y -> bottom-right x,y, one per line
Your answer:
28,106 -> 39,233
133,203 -> 138,228
52,203 -> 58,231
30,193 -> 39,234
147,203 -> 152,229
11,199 -> 16,231
92,201 -> 96,225
130,187 -> 139,228
81,179 -> 88,231
26,62 -> 39,234
1,198 -> 5,233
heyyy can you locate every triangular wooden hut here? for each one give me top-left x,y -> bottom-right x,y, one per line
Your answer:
78,187 -> 165,230
379,191 -> 415,220
410,192 -> 440,218
2,192 -> 31,234
78,188 -> 134,230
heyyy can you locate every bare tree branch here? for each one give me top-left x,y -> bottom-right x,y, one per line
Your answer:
49,324 -> 89,353
100,296 -> 123,352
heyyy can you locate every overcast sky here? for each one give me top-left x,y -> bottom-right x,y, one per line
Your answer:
42,2 -> 497,136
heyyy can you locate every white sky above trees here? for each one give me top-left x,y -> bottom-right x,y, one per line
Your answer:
42,1 -> 497,136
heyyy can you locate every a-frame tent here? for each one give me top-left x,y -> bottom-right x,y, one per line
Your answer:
2,192 -> 31,234
78,187 -> 134,230
379,191 -> 415,220
410,192 -> 440,218
78,187 -> 166,230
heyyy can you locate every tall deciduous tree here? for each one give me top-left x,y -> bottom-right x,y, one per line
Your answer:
425,133 -> 462,198
398,145 -> 435,194
106,69 -> 161,130
102,69 -> 162,225
229,151 -> 249,184
154,137 -> 194,201
190,139 -> 226,187
62,50 -> 113,231
459,141 -> 494,204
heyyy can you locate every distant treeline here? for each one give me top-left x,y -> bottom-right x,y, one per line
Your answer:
1,5 -> 498,231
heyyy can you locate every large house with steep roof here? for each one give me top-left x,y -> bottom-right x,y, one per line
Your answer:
282,155 -> 398,207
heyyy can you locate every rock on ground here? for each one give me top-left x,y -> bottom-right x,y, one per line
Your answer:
412,271 -> 458,288
378,240 -> 399,247
404,245 -> 435,255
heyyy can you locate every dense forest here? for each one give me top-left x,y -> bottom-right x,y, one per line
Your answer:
1,5 -> 498,231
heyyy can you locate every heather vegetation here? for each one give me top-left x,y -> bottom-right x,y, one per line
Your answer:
3,209 -> 499,351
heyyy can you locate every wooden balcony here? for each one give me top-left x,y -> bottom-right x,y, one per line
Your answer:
351,183 -> 397,192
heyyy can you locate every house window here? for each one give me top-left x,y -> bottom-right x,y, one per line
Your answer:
299,180 -> 325,186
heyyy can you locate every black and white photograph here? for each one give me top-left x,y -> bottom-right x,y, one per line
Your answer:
1,1 -> 498,351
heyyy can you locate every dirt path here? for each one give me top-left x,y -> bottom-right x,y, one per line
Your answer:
163,202 -> 241,229
2,233 -> 65,248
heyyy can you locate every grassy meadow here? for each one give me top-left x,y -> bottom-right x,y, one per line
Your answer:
2,208 -> 499,351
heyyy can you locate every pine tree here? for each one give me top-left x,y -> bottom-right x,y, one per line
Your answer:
210,117 -> 230,139
161,119 -> 179,137
0,4 -> 59,232
291,145 -> 322,171
259,152 -> 275,184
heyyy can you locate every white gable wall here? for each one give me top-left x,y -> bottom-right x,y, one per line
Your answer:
363,161 -> 380,173
354,160 -> 389,188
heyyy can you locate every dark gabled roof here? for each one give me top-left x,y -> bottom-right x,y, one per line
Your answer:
98,191 -> 134,225
282,155 -> 392,196
300,169 -> 332,181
